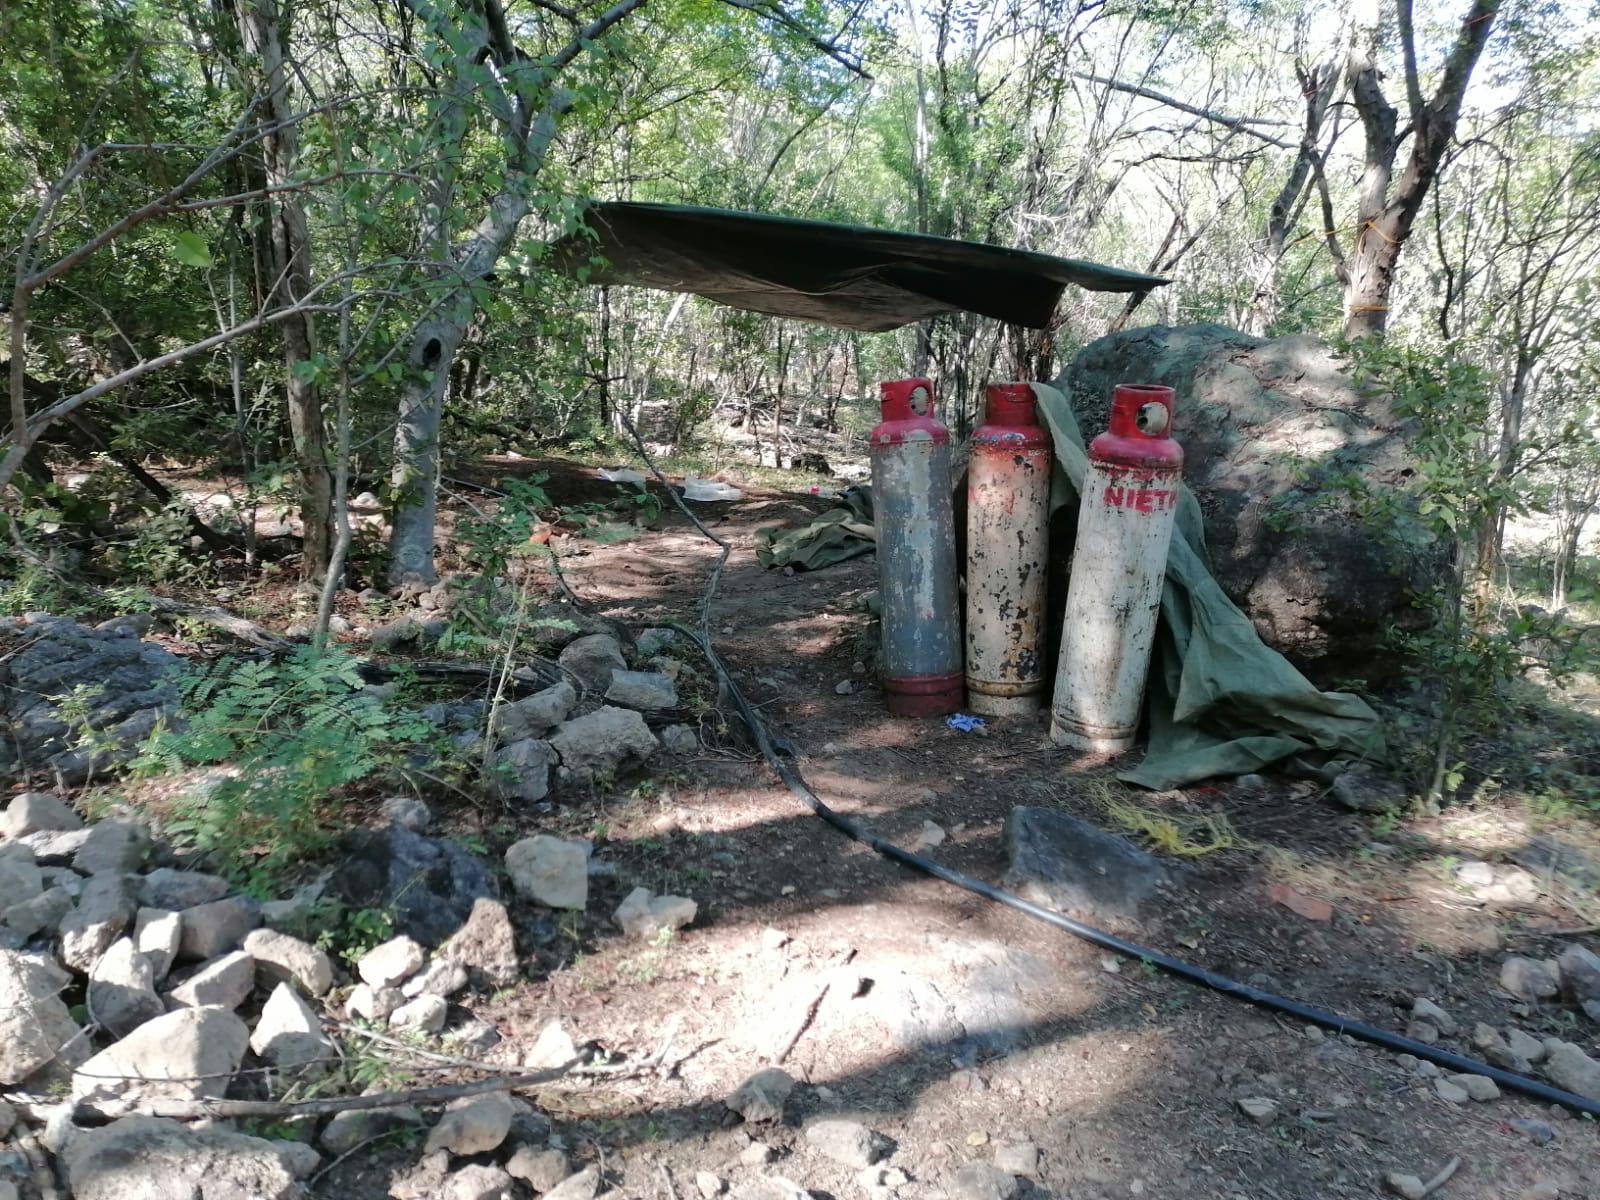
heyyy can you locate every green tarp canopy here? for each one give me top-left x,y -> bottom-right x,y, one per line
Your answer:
550,202 -> 1169,332
756,383 -> 1388,790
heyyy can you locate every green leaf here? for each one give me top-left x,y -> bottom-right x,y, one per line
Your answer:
172,231 -> 213,268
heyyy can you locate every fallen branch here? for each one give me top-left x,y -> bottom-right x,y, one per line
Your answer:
1420,1156 -> 1461,1198
144,597 -> 291,649
773,980 -> 829,1064
358,658 -> 564,692
67,1062 -> 577,1124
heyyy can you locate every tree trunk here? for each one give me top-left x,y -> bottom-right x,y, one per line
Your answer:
1343,225 -> 1404,339
1342,0 -> 1501,338
1553,499 -> 1597,610
385,0 -> 648,584
388,323 -> 457,585
386,189 -> 532,586
235,0 -> 333,585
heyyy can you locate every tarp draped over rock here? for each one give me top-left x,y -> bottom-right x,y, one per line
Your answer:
751,383 -> 1387,788
1035,383 -> 1385,787
1061,324 -> 1439,677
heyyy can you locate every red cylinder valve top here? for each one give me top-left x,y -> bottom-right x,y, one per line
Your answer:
1094,383 -> 1183,469
974,382 -> 1051,450
1107,384 -> 1175,440
983,382 -> 1036,425
872,377 -> 949,446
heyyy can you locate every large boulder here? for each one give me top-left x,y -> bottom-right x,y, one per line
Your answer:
0,613 -> 182,782
63,1115 -> 304,1200
1060,324 -> 1440,678
330,827 -> 495,946
0,948 -> 85,1085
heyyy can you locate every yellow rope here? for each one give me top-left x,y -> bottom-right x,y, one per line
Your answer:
1358,218 -> 1401,245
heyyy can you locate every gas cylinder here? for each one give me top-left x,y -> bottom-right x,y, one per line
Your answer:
869,377 -> 962,716
1050,384 -> 1183,752
965,383 -> 1053,716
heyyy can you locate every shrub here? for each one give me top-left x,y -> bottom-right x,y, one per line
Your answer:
134,644 -> 433,891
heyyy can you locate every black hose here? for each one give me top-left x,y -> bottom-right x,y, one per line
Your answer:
677,625 -> 1600,1120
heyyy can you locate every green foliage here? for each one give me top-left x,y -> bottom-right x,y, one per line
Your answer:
316,903 -> 396,966
122,503 -> 201,584
0,563 -> 85,617
133,645 -> 433,891
1334,337 -> 1555,804
171,230 -> 213,268
455,476 -> 553,577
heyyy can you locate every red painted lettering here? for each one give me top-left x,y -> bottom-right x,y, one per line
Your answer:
1102,485 -> 1177,512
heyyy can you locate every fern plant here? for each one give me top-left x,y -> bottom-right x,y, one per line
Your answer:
134,645 -> 432,891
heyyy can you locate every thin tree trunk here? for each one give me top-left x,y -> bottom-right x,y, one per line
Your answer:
598,285 -> 613,432
1246,58 -> 1339,334
1553,500 -> 1597,610
235,0 -> 333,585
772,329 -> 789,468
317,128 -> 358,643
386,0 -> 648,584
387,98 -> 566,586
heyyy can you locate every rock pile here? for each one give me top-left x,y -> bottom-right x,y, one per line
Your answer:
0,784 -> 701,1199
476,631 -> 703,802
1389,949 -> 1600,1107
2,611 -> 704,815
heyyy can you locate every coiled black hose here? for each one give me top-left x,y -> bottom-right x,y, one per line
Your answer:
677,624 -> 1600,1120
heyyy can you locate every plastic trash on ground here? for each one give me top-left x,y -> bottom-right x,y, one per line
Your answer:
597,467 -> 647,484
946,713 -> 986,732
681,475 -> 743,501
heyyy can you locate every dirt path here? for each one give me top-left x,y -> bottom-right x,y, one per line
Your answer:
327,481 -> 1599,1200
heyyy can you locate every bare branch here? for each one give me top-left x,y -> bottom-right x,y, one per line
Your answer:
0,270 -> 398,492
718,0 -> 872,79
1309,147 -> 1350,283
165,168 -> 423,213
1396,0 -> 1426,126
527,0 -> 579,20
547,0 -> 655,75
1073,72 -> 1292,147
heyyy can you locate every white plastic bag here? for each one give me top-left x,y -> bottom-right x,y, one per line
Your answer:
681,475 -> 743,501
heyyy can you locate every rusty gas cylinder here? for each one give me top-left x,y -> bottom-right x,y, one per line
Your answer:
869,378 -> 962,716
1050,384 -> 1183,752
965,383 -> 1053,716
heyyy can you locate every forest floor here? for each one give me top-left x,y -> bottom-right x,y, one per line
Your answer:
300,459 -> 1600,1200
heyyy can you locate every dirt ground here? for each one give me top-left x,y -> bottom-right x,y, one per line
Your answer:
300,456 -> 1600,1200
112,448 -> 1598,1199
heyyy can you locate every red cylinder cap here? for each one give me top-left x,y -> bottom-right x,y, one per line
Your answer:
984,383 -> 1038,426
1108,384 -> 1175,440
880,377 -> 936,421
